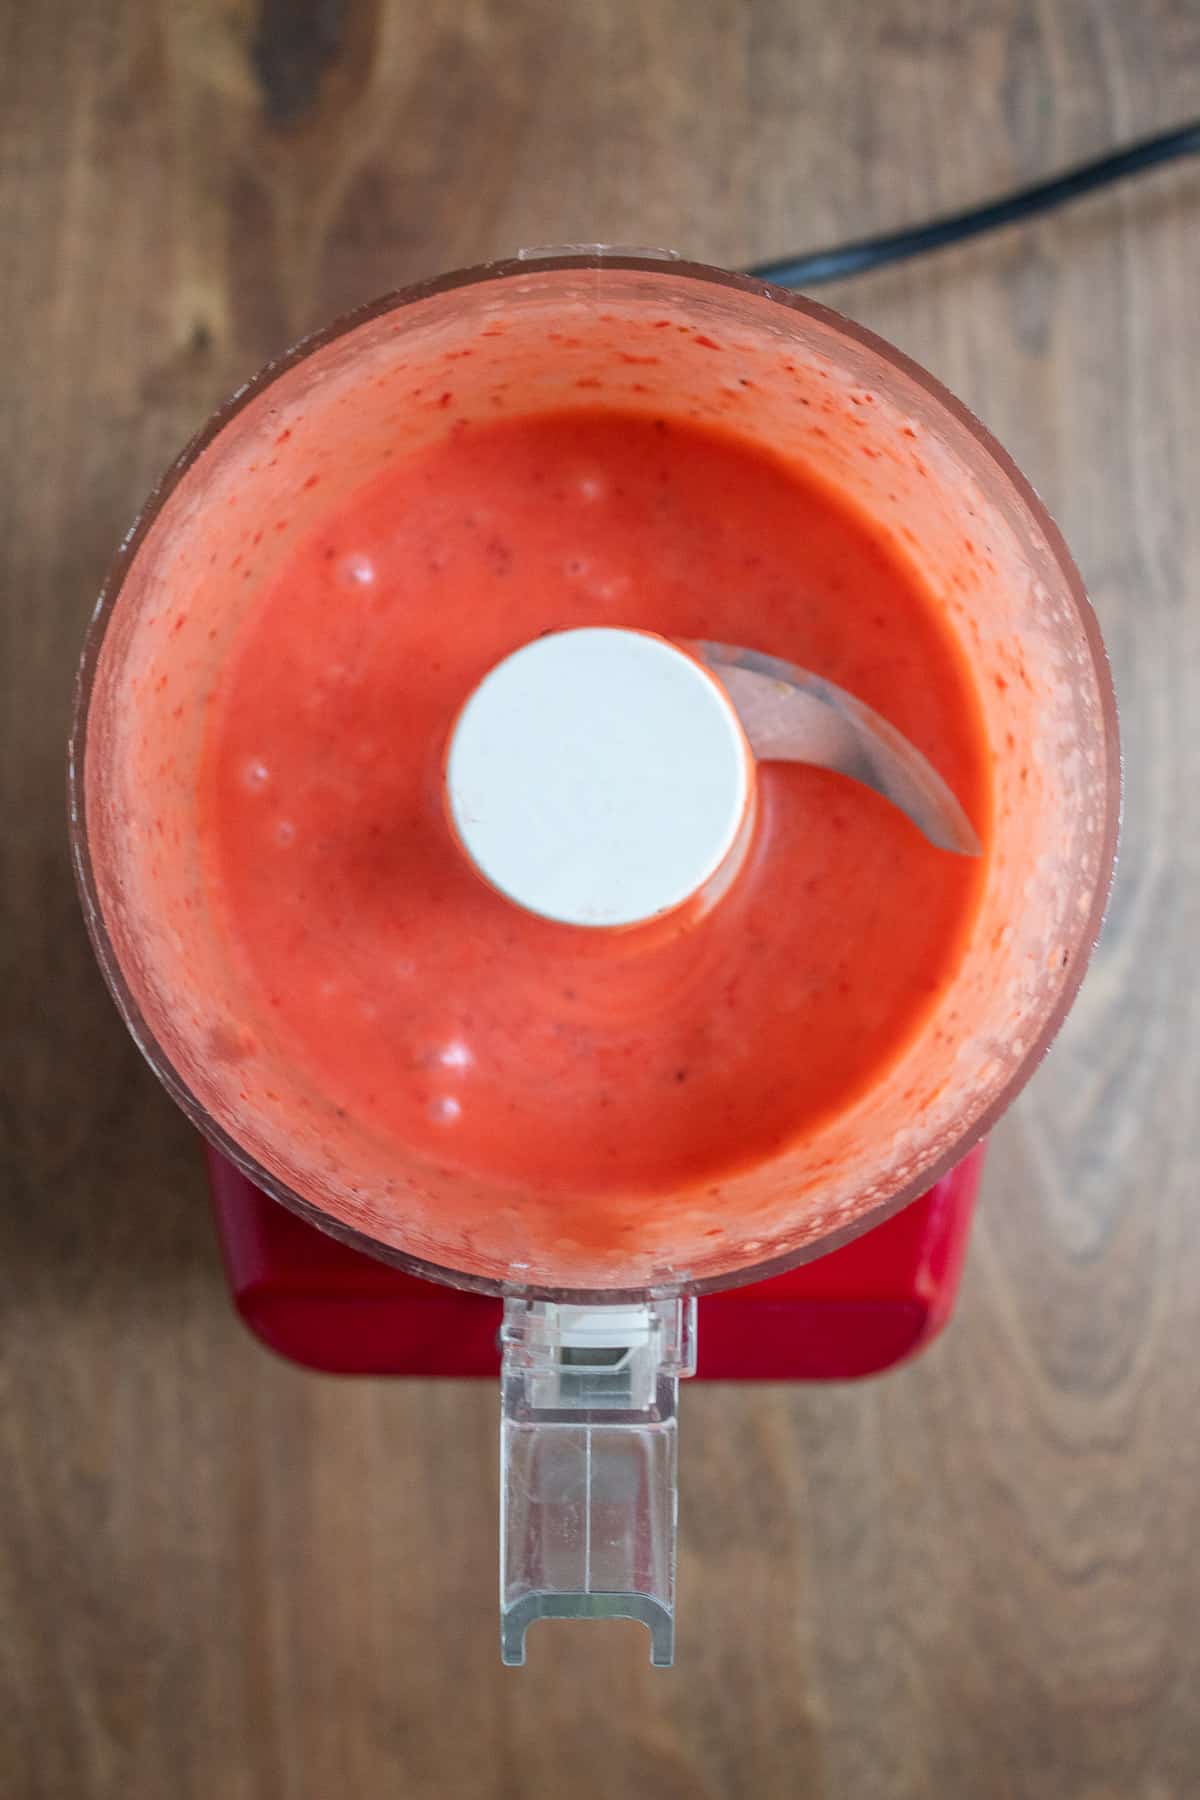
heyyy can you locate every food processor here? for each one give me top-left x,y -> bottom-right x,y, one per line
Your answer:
70,249 -> 1119,1665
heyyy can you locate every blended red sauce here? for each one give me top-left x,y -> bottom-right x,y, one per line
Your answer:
199,409 -> 988,1209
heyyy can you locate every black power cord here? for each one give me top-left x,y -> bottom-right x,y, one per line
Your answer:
751,118 -> 1200,289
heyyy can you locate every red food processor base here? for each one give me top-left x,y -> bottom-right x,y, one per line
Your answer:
206,1144 -> 984,1381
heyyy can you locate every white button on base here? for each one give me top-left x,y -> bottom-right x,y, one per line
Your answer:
446,628 -> 753,928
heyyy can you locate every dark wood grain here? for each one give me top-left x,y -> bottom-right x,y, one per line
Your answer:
2,2 -> 1198,1795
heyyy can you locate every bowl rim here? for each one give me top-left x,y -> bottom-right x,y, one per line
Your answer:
68,250 -> 1121,1303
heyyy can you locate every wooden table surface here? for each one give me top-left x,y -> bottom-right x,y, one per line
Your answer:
3,3 -> 1199,1795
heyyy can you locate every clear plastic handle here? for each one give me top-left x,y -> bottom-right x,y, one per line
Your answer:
499,1297 -> 697,1666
